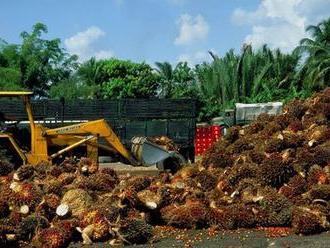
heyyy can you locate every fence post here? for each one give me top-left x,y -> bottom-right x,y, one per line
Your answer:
60,97 -> 65,124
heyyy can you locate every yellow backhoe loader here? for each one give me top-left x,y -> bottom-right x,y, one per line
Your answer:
0,91 -> 184,170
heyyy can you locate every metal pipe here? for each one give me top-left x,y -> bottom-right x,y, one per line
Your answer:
50,135 -> 95,159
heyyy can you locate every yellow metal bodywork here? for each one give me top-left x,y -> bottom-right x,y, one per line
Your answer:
0,91 -> 33,97
0,91 -> 137,165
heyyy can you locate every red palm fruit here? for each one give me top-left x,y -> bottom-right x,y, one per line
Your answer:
6,211 -> 22,227
207,189 -> 229,209
226,163 -> 258,188
12,183 -> 42,209
248,150 -> 266,164
307,165 -> 329,189
79,210 -> 110,241
58,173 -> 76,186
119,219 -> 153,244
304,184 -> 330,201
48,166 -> 63,178
292,207 -> 328,235
0,199 -> 9,218
14,165 -> 35,181
53,219 -> 78,241
59,158 -> 78,173
279,175 -> 307,199
17,215 -> 49,241
258,153 -> 294,188
287,119 -> 303,133
227,204 -> 256,228
89,173 -> 118,191
201,148 -> 234,170
33,161 -> 52,179
100,167 -> 118,181
207,207 -> 236,230
44,194 -> 61,210
34,227 -> 67,248
272,114 -> 295,130
312,146 -> 330,166
194,170 -> 218,192
44,179 -> 63,196
177,165 -> 199,179
120,188 -> 143,209
78,157 -> 98,175
160,200 -> 209,229
257,189 -> 292,227
244,121 -> 265,135
127,176 -> 152,192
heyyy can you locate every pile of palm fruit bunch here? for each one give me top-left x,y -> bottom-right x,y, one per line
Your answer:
148,136 -> 179,152
0,158 -> 156,247
2,88 -> 330,247
198,87 -> 330,235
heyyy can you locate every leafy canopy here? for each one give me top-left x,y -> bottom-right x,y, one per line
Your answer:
80,58 -> 161,99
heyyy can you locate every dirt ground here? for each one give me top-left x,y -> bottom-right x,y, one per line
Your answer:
70,229 -> 330,248
99,162 -> 159,176
136,229 -> 330,248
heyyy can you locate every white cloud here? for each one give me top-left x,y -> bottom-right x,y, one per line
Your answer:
175,14 -> 209,46
65,26 -> 114,61
232,0 -> 329,52
177,50 -> 211,66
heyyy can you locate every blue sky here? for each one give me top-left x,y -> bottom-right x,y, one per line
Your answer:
0,0 -> 329,65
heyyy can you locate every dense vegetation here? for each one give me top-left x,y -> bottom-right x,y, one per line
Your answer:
0,18 -> 329,121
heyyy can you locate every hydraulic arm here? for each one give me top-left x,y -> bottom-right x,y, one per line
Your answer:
0,91 -> 184,171
44,119 -> 138,165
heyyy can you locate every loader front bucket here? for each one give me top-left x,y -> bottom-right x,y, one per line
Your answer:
131,137 -> 171,166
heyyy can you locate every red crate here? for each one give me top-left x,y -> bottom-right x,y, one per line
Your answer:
195,124 -> 224,156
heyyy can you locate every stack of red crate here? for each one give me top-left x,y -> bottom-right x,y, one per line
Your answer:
212,125 -> 221,142
195,125 -> 222,156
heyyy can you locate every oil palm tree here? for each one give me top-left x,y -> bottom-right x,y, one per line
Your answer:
296,18 -> 330,90
154,61 -> 174,98
77,57 -> 104,86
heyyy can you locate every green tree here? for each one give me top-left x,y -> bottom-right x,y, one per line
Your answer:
296,18 -> 330,90
0,44 -> 20,68
96,59 -> 160,99
0,39 -> 24,90
49,77 -> 99,100
155,61 -> 174,98
18,23 -> 78,96
155,61 -> 199,99
0,67 -> 24,90
171,62 -> 200,99
195,45 -> 301,120
77,57 -> 104,86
